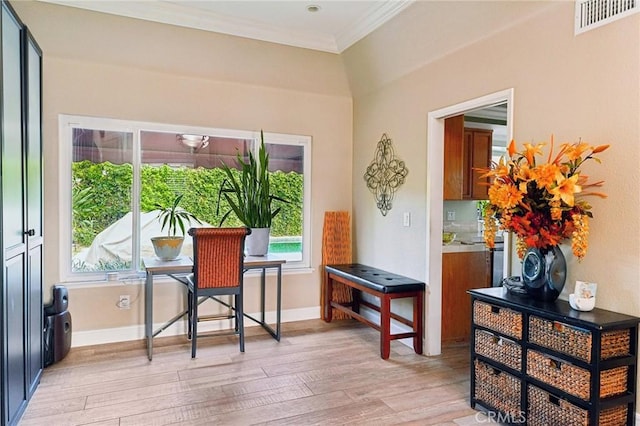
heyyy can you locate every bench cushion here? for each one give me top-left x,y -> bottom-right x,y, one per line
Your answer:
325,264 -> 425,294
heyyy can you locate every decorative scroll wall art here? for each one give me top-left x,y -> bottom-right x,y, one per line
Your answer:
363,133 -> 408,216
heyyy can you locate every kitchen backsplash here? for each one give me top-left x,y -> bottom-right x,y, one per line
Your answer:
443,199 -> 486,237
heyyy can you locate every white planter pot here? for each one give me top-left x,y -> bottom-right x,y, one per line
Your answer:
246,228 -> 270,256
150,236 -> 184,261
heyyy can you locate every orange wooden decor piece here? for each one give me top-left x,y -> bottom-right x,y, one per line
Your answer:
321,211 -> 352,320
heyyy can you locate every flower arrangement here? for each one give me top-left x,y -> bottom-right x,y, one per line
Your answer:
482,137 -> 609,261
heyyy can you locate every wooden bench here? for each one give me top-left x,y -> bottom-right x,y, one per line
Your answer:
323,263 -> 425,359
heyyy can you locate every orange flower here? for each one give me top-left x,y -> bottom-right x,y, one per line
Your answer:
592,144 -> 610,154
549,199 -> 562,221
514,162 -> 533,181
483,157 -> 509,179
550,172 -> 581,207
530,162 -> 559,191
488,182 -> 523,210
562,141 -> 591,161
483,206 -> 497,249
571,213 -> 589,260
523,143 -> 544,165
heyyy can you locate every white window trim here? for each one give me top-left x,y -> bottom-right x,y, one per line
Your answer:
59,114 -> 312,283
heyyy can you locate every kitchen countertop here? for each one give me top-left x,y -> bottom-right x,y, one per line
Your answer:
442,241 -> 487,253
441,235 -> 503,253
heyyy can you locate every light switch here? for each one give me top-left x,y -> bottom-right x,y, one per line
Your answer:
403,212 -> 411,227
447,211 -> 456,221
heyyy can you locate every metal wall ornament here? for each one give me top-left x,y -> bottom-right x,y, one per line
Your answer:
363,133 -> 409,216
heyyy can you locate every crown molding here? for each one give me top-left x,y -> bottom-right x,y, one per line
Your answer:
336,0 -> 414,52
40,0 -> 411,54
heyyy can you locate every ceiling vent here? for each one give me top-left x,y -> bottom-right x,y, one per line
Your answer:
575,0 -> 639,34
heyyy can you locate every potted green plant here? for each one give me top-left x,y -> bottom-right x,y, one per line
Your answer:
217,130 -> 288,256
151,194 -> 202,260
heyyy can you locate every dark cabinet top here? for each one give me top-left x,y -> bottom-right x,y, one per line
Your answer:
469,287 -> 640,331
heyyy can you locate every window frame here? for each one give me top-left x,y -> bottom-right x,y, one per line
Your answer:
59,114 -> 311,283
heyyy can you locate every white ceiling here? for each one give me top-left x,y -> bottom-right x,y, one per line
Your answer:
43,0 -> 414,53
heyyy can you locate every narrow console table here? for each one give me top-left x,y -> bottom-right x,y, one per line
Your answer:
469,287 -> 639,425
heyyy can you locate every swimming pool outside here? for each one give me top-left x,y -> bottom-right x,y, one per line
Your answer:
268,236 -> 302,261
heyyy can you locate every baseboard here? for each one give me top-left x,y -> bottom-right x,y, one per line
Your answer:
71,306 -> 320,347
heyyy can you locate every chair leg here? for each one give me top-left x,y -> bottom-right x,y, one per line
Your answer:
191,290 -> 198,358
232,295 -> 239,333
236,293 -> 245,352
187,289 -> 193,340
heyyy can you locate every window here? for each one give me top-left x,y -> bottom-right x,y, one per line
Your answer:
60,115 -> 311,281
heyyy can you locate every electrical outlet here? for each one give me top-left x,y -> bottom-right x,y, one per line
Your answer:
118,295 -> 131,310
447,211 -> 456,221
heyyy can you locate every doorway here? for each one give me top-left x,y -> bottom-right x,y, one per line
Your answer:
424,89 -> 514,356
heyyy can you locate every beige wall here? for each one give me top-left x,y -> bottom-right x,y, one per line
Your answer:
12,2 -> 353,339
345,0 -> 639,409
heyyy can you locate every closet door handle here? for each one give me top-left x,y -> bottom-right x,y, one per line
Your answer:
24,229 -> 35,236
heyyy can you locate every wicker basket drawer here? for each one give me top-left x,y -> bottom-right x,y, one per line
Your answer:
529,315 -> 631,362
474,359 -> 521,416
526,350 -> 629,400
473,300 -> 522,339
474,329 -> 522,371
528,385 -> 628,426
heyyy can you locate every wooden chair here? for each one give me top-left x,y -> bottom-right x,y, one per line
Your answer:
185,227 -> 251,358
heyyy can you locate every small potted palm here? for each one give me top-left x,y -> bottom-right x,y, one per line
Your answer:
151,194 -> 202,260
217,130 -> 288,256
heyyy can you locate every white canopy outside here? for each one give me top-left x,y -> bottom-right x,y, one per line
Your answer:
73,210 -> 210,267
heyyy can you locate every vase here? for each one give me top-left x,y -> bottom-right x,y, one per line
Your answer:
150,236 -> 184,261
246,227 -> 270,256
521,245 -> 566,302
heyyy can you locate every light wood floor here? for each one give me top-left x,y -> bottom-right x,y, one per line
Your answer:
21,319 -> 481,425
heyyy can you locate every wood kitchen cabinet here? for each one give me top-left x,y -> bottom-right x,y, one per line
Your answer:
463,128 -> 492,200
443,114 -> 492,200
442,250 -> 490,343
443,115 -> 464,200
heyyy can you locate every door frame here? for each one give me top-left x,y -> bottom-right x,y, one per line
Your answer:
424,88 -> 514,356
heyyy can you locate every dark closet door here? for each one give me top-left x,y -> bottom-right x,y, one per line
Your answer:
2,2 -> 27,424
25,29 -> 43,397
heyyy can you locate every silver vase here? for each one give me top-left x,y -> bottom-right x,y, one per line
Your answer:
522,245 -> 567,302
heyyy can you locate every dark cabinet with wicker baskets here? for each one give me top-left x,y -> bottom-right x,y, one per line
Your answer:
469,287 -> 639,425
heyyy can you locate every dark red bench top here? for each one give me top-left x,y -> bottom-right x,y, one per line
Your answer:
325,264 -> 425,294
